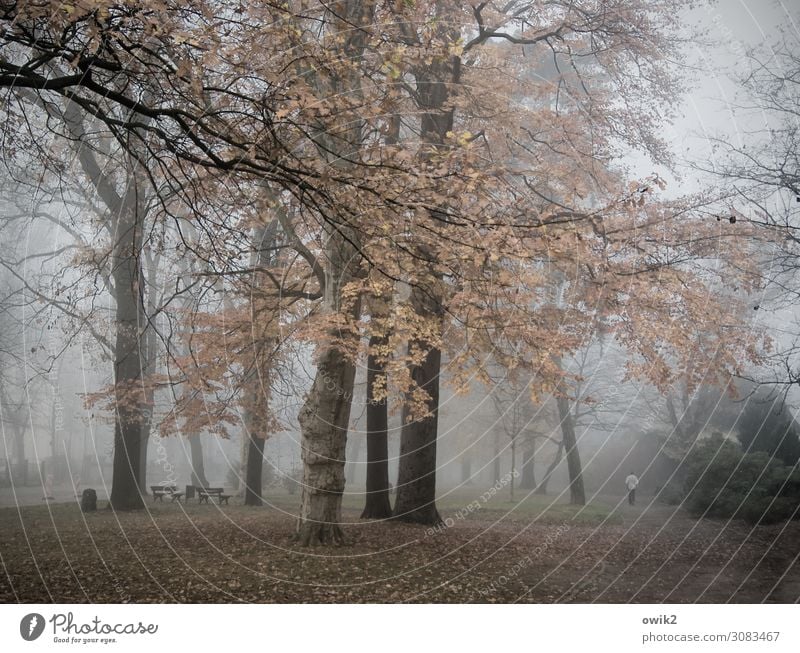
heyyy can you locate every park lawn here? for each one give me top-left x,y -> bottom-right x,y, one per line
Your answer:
435,490 -> 621,525
267,487 -> 621,526
0,495 -> 796,603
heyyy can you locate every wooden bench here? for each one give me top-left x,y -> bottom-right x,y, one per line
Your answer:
197,487 -> 230,505
151,485 -> 183,502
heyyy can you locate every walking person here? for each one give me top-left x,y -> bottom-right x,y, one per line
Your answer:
43,473 -> 54,502
625,472 -> 639,505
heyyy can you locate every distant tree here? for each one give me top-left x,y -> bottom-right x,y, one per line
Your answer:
489,371 -> 543,501
240,220 -> 281,507
736,392 -> 800,466
701,29 -> 800,388
0,280 -> 30,484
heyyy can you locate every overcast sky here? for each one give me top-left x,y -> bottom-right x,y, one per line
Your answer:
653,0 -> 798,187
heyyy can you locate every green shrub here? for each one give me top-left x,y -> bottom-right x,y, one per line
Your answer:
738,496 -> 798,524
775,467 -> 800,499
655,482 -> 685,506
683,434 -> 799,524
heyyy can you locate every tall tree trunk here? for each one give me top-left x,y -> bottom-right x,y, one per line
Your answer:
238,430 -> 248,498
189,434 -> 209,488
536,441 -> 563,495
242,343 -> 272,507
175,228 -> 210,492
241,219 -> 279,506
296,341 -> 358,545
242,383 -> 270,505
137,248 -> 160,494
138,409 -> 151,494
137,322 -> 155,494
392,333 -> 442,524
556,394 -> 585,505
240,376 -> 271,507
108,213 -> 146,510
63,101 -> 148,510
392,20 -> 461,524
360,110 -> 397,521
244,434 -> 265,506
361,333 -> 392,519
294,0 -> 374,544
293,189 -> 361,544
520,443 -> 536,489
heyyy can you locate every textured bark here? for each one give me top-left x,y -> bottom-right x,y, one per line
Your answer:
556,394 -> 585,505
361,334 -> 392,519
292,189 -> 360,543
294,0 -> 374,545
293,222 -> 360,536
296,346 -> 357,545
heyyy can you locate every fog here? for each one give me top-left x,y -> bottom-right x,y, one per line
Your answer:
0,0 -> 798,606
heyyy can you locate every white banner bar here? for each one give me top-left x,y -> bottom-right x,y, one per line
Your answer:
1,604 -> 798,652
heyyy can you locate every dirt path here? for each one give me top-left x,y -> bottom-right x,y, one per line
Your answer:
540,499 -> 800,603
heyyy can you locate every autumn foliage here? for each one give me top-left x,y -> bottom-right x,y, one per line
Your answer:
0,1 -> 767,535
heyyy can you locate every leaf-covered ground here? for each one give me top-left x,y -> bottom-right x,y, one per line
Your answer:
1,494 -> 797,603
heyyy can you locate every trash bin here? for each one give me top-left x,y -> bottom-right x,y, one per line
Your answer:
81,488 -> 97,512
185,485 -> 195,500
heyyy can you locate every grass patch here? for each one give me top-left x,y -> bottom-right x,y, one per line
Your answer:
435,490 -> 620,525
